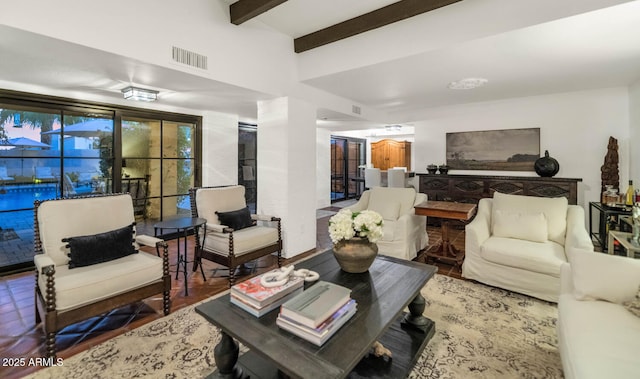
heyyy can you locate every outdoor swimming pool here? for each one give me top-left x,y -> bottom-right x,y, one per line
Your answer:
0,183 -> 93,211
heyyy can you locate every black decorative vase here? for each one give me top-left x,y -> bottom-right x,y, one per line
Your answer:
534,150 -> 560,177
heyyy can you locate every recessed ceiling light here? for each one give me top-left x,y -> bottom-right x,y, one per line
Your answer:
447,78 -> 489,90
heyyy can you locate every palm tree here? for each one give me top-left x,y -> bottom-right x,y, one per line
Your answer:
0,110 -> 58,145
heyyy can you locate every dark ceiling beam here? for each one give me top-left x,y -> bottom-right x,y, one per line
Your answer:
294,0 -> 463,53
230,0 -> 288,25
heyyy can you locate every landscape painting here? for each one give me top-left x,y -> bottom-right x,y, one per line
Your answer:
446,128 -> 540,171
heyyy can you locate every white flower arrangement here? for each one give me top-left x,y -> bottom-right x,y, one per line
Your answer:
328,209 -> 384,244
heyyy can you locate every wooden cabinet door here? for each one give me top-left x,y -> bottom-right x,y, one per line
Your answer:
371,139 -> 411,170
371,141 -> 387,169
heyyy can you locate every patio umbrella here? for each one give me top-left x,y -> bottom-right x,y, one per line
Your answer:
3,137 -> 51,149
0,137 -> 51,176
41,119 -> 113,137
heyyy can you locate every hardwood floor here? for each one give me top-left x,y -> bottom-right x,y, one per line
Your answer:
0,211 -> 463,379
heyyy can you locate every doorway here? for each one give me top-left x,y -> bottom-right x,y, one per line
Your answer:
330,136 -> 365,202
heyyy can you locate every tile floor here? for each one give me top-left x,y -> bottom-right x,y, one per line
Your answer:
0,206 -> 465,379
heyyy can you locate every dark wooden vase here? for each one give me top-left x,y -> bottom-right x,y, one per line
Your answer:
333,237 -> 378,273
534,150 -> 559,177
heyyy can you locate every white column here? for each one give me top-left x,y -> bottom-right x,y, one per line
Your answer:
316,128 -> 332,209
257,97 -> 317,258
201,111 -> 238,186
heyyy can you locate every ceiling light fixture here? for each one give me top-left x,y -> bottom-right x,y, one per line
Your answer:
447,77 -> 488,90
121,86 -> 159,101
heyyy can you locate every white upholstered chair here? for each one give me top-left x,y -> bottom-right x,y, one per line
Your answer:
189,185 -> 282,286
364,168 -> 381,189
387,168 -> 406,188
34,193 -> 171,358
463,192 -> 593,302
346,186 -> 428,260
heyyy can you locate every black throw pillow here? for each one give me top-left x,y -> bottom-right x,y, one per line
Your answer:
64,223 -> 138,269
215,207 -> 255,231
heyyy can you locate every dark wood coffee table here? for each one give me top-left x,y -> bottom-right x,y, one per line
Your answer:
195,251 -> 437,379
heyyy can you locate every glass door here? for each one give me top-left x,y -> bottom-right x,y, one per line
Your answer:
331,138 -> 347,201
239,124 -> 257,212
331,137 -> 365,202
121,116 -> 196,227
0,103 -> 113,272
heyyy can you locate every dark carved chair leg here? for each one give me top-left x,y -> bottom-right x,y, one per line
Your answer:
46,332 -> 56,359
228,266 -> 237,287
34,271 -> 41,324
163,291 -> 171,315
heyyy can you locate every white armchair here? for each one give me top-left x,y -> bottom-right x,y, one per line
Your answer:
558,251 -> 640,379
463,192 -> 593,302
34,193 -> 171,358
189,185 -> 282,286
346,187 -> 428,260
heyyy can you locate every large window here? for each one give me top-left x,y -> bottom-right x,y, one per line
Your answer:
121,117 -> 196,222
0,91 -> 201,274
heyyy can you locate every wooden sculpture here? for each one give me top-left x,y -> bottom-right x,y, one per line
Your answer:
601,136 -> 620,196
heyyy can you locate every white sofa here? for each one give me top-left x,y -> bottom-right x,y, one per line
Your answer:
558,250 -> 640,379
346,186 -> 427,260
463,192 -> 593,302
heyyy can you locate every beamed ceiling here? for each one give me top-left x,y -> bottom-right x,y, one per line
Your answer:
230,0 -> 463,53
0,1 -> 639,128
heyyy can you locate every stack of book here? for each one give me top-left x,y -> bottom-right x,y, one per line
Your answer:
277,281 -> 356,346
230,269 -> 304,317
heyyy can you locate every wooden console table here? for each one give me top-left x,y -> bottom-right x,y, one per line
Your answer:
415,200 -> 477,267
417,174 -> 581,205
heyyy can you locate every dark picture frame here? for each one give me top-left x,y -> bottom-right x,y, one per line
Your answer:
446,128 -> 540,171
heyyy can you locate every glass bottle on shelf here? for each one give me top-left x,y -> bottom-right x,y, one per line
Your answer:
625,180 -> 635,206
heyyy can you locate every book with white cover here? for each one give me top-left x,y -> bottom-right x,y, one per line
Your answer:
231,287 -> 303,317
277,299 -> 357,346
280,281 -> 351,329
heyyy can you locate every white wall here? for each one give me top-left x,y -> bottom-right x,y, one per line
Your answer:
414,87 -> 630,214
258,97 -> 317,258
316,128 -> 331,209
201,111 -> 238,186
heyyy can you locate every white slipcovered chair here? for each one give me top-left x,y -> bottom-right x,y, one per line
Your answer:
558,251 -> 640,379
387,168 -> 406,188
463,192 -> 593,302
345,186 -> 428,260
364,168 -> 381,189
34,193 -> 171,358
189,185 -> 282,286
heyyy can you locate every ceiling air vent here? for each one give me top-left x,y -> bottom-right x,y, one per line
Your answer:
172,46 -> 208,70
352,105 -> 361,115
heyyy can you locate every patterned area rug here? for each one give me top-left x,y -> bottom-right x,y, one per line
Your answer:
27,275 -> 562,379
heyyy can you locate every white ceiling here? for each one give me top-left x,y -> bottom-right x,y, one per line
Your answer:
1,0 -> 640,130
258,0 -> 640,122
